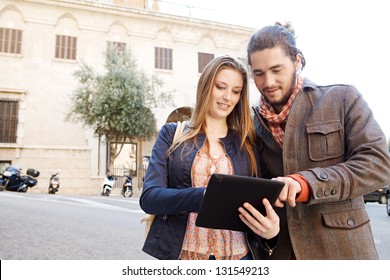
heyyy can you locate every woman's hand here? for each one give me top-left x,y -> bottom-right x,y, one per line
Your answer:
238,198 -> 279,239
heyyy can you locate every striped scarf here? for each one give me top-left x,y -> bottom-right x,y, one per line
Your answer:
258,76 -> 303,148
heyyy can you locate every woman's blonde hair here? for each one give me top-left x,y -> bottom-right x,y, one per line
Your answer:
169,55 -> 257,176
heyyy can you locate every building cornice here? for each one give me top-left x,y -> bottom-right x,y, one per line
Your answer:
21,0 -> 255,33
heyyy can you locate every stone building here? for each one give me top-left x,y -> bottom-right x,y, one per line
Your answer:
0,0 -> 255,195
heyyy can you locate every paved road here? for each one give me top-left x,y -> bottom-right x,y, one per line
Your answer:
0,191 -> 389,259
0,191 -> 153,260
365,202 -> 390,259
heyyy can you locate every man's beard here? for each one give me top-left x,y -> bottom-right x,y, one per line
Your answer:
264,70 -> 297,109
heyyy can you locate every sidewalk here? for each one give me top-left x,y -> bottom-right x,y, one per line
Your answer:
28,185 -> 143,197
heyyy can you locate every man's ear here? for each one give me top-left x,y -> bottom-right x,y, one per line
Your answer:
294,54 -> 302,71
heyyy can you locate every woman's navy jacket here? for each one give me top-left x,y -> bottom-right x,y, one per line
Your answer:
140,122 -> 261,260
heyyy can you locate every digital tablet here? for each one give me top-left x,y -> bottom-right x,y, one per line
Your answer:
195,173 -> 284,232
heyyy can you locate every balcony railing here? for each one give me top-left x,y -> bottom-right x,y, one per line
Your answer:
58,0 -> 215,21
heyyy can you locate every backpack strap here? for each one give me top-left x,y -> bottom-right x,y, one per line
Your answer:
173,121 -> 186,143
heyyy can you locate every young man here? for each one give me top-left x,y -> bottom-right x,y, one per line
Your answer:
244,22 -> 390,259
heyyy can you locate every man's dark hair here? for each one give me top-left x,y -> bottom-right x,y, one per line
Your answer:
247,22 -> 306,70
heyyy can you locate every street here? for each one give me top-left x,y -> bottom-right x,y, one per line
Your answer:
365,202 -> 390,259
0,191 -> 153,260
0,191 -> 389,260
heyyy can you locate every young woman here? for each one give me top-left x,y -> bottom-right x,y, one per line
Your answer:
140,55 -> 279,260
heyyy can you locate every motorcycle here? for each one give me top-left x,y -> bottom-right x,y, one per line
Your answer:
100,174 -> 115,196
0,166 -> 40,192
48,171 -> 60,194
121,175 -> 133,197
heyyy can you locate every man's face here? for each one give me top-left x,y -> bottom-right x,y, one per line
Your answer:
250,46 -> 299,113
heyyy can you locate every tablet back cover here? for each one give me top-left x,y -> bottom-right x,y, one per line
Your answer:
195,173 -> 284,232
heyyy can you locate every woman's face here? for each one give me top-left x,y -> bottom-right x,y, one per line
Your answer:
206,68 -> 243,121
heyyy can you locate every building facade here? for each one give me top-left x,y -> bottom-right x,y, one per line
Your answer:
0,0 -> 255,194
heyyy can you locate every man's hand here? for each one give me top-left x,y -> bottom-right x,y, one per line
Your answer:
238,198 -> 279,239
272,176 -> 302,207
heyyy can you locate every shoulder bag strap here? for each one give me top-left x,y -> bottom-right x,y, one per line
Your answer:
173,121 -> 186,143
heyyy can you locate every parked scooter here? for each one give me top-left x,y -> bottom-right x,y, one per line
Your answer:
48,171 -> 60,194
121,175 -> 133,197
100,174 -> 115,196
0,166 -> 40,192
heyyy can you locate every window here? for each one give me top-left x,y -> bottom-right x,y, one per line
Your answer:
155,47 -> 172,70
0,28 -> 22,54
55,35 -> 77,60
0,99 -> 19,143
107,41 -> 127,53
238,57 -> 251,74
198,52 -> 214,73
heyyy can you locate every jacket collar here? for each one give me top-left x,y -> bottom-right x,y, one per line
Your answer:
302,77 -> 316,92
196,128 -> 236,144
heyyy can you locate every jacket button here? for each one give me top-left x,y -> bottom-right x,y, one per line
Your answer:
331,189 -> 337,195
316,190 -> 323,198
347,219 -> 355,227
324,189 -> 330,197
320,173 -> 328,180
162,215 -> 168,221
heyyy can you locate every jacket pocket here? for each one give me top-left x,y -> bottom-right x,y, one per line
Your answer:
306,121 -> 344,161
322,208 -> 370,230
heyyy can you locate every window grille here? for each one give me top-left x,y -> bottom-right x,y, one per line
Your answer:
0,99 -> 19,143
154,47 -> 172,70
0,28 -> 22,54
107,41 -> 127,53
55,35 -> 77,60
198,52 -> 214,73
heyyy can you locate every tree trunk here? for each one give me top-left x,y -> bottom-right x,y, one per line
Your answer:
97,134 -> 101,176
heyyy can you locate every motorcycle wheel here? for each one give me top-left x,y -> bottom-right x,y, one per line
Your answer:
124,189 -> 133,197
21,186 -> 28,193
49,187 -> 54,194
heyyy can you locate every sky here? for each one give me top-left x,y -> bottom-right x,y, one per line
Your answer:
159,0 -> 390,140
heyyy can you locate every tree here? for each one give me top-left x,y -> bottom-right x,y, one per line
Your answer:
67,44 -> 173,173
